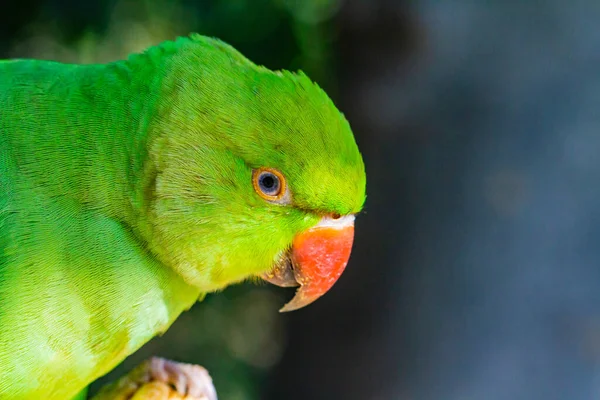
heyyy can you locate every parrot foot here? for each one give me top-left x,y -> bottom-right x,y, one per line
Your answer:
147,357 -> 217,400
92,357 -> 217,400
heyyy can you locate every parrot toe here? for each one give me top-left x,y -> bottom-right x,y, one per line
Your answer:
91,357 -> 217,400
149,357 -> 218,400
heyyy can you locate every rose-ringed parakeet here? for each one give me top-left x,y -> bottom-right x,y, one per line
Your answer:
0,34 -> 366,399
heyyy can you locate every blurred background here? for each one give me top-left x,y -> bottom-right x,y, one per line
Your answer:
3,1 -> 600,399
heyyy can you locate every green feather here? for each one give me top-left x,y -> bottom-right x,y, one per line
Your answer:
0,34 -> 365,399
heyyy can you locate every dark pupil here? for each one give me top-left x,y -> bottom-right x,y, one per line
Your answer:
260,173 -> 279,194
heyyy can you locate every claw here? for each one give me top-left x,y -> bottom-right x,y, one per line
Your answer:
91,357 -> 217,400
149,357 -> 217,400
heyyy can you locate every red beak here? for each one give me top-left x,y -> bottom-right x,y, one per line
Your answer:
262,215 -> 355,312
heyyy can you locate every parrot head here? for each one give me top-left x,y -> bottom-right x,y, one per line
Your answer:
141,35 -> 366,311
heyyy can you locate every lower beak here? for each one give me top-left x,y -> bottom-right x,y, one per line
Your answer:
262,215 -> 355,312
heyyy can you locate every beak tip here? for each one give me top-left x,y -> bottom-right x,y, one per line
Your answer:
278,297 -> 315,313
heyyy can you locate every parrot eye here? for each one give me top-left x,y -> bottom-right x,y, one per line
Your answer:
253,168 -> 286,201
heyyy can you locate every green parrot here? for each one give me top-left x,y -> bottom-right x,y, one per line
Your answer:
0,34 -> 365,399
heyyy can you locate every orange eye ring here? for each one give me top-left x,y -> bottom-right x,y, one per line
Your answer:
252,167 -> 287,201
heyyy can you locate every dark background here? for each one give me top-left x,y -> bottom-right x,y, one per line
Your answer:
3,1 -> 600,399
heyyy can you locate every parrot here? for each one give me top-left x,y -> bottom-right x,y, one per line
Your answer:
0,33 -> 366,399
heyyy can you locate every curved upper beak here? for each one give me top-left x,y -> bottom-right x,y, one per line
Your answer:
261,215 -> 355,312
